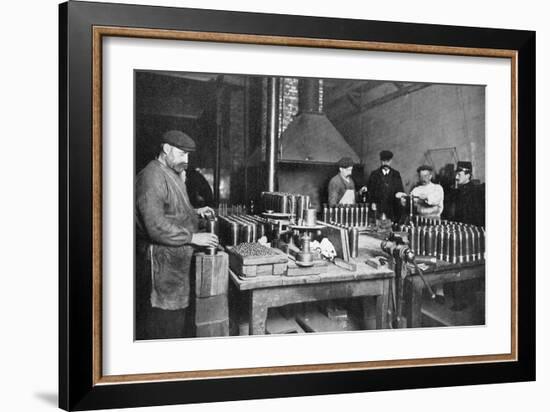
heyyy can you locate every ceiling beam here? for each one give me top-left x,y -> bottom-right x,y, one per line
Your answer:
325,81 -> 383,109
330,84 -> 431,123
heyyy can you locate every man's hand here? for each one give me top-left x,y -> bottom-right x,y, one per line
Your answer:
359,186 -> 368,194
190,233 -> 219,248
195,206 -> 215,218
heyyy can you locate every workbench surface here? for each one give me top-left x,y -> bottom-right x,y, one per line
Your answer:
230,249 -> 393,291
229,248 -> 394,335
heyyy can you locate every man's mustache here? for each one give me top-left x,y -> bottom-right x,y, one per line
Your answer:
170,161 -> 188,173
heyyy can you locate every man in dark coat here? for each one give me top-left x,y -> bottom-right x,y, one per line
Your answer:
367,150 -> 404,221
447,161 -> 485,311
135,130 -> 218,340
451,161 -> 485,227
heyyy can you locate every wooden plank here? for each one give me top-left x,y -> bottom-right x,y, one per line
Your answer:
230,263 -> 393,290
266,309 -> 305,335
212,252 -> 229,294
196,319 -> 229,337
333,258 -> 357,272
201,254 -> 214,295
296,309 -> 349,333
195,294 -> 229,324
195,252 -> 229,297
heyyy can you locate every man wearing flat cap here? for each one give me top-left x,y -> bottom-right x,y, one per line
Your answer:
367,150 -> 405,221
135,130 -> 218,340
450,161 -> 485,227
328,157 -> 368,206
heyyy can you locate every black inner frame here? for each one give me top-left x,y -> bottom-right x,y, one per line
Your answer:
59,1 -> 536,410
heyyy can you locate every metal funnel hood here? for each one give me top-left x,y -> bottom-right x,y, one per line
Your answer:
279,78 -> 360,165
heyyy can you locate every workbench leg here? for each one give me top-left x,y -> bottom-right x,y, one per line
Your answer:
406,278 -> 424,328
360,296 -> 376,330
249,291 -> 268,335
375,280 -> 390,329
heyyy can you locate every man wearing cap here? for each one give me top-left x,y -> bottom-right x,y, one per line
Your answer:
398,165 -> 444,218
447,161 -> 485,311
135,130 -> 218,340
450,161 -> 485,227
367,150 -> 404,221
328,157 -> 368,206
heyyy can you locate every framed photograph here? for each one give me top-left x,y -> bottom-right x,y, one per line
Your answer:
59,1 -> 535,410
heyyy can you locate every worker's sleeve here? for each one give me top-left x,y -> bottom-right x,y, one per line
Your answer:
425,185 -> 444,206
328,178 -> 340,206
367,172 -> 376,195
136,171 -> 194,247
395,172 -> 404,193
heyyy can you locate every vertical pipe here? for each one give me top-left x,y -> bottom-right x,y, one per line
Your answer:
243,77 -> 250,203
266,77 -> 279,192
214,76 -> 224,205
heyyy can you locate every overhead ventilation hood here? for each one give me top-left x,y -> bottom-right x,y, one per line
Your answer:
279,78 -> 360,165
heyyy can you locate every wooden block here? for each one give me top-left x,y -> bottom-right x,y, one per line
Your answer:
273,263 -> 287,276
256,265 -> 273,276
196,319 -> 229,337
195,252 -> 229,297
333,258 -> 357,271
365,257 -> 383,269
321,303 -> 348,320
296,309 -> 349,333
231,260 -> 288,278
266,309 -> 305,335
195,294 -> 229,325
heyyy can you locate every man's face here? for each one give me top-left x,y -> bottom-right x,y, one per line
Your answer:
340,166 -> 353,178
165,145 -> 189,173
381,159 -> 392,169
418,170 -> 432,185
455,170 -> 471,186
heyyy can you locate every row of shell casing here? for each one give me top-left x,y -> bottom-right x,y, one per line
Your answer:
261,191 -> 310,218
409,215 -> 467,227
217,202 -> 249,216
322,203 -> 370,227
218,214 -> 273,246
399,224 -> 485,264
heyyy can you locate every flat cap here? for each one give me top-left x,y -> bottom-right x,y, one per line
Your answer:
161,130 -> 196,152
337,157 -> 354,168
379,150 -> 393,161
457,161 -> 472,173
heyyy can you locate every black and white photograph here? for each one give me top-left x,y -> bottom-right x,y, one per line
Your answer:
134,70 -> 486,340
44,0 -> 538,411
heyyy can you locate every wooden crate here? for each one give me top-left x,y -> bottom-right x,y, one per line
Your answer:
196,319 -> 229,337
195,294 -> 229,325
226,246 -> 288,278
194,252 -> 229,298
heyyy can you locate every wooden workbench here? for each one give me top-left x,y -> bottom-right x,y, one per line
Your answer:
404,260 -> 486,328
229,251 -> 394,335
